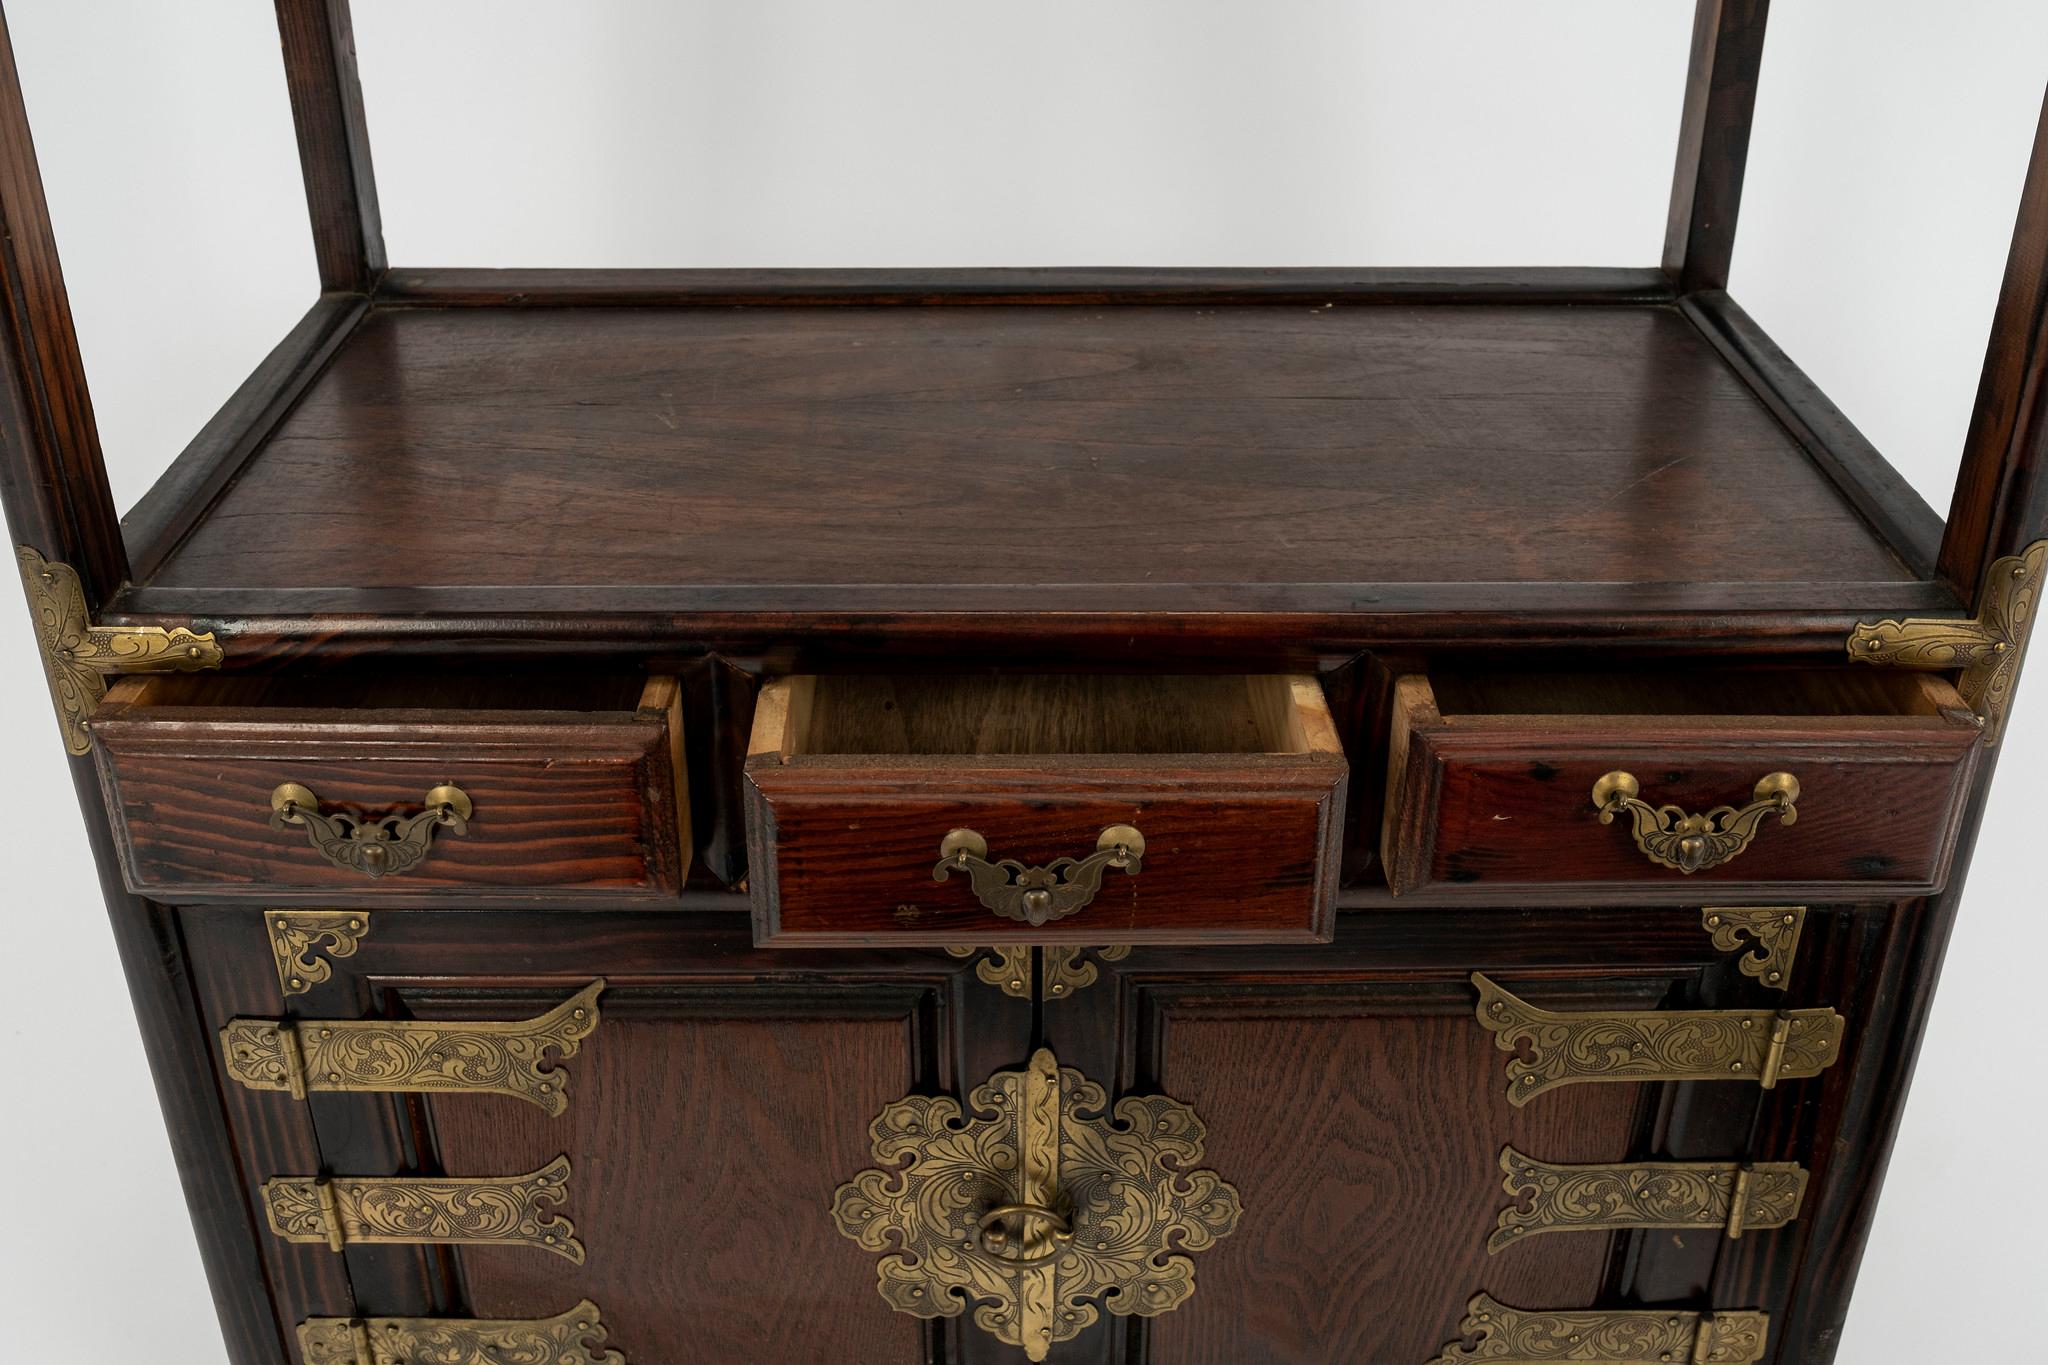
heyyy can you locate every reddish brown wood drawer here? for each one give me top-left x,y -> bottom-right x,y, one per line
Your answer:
90,670 -> 690,905
1380,667 -> 1983,900
744,674 -> 1348,945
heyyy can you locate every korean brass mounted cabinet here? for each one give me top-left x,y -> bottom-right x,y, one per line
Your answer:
3,5 -> 2043,1363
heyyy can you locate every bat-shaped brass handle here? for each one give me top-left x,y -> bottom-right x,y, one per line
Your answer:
933,825 -> 1145,926
270,782 -> 472,878
1592,771 -> 1799,875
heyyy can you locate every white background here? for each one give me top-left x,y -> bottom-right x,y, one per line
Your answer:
1,3 -> 2042,1361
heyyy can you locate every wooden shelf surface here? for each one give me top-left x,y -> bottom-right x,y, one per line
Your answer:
114,294 -> 1948,648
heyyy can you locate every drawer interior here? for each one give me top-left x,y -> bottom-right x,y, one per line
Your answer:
765,674 -> 1338,757
1422,666 -> 1965,720
107,667 -> 657,715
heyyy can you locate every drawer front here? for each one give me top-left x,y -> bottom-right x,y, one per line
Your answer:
91,679 -> 689,904
1384,710 -> 1980,899
747,761 -> 1346,945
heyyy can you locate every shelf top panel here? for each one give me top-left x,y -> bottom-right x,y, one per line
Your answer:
134,299 -> 1928,632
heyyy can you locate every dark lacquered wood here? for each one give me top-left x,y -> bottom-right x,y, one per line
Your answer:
137,302 -> 1920,617
1382,669 -> 1984,901
274,0 -> 383,294
1664,0 -> 1771,293
90,673 -> 690,904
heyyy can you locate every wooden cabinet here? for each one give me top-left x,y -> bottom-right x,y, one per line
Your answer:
4,5 -> 2045,1364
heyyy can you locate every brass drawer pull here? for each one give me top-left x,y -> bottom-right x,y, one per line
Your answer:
1591,770 -> 1799,874
269,781 -> 472,878
933,824 -> 1145,926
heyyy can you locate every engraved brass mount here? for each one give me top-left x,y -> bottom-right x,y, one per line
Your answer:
268,910 -> 371,997
17,545 -> 222,754
271,781 -> 472,878
1471,974 -> 1843,1104
1592,771 -> 1799,875
223,980 -> 603,1113
947,945 -> 1132,1000
1489,1146 -> 1806,1253
934,825 -> 1145,926
264,1157 -> 582,1260
298,1301 -> 625,1365
1702,907 -> 1805,989
831,1048 -> 1241,1361
1850,538 -> 2045,745
1428,1294 -> 1768,1364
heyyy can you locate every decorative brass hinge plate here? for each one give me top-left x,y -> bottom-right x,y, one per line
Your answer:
832,1047 -> 1242,1361
268,910 -> 371,997
1702,907 -> 1805,989
946,945 -> 1132,1000
264,1157 -> 582,1260
17,545 -> 222,754
1471,974 -> 1843,1105
1488,1146 -> 1807,1253
299,1301 -> 624,1365
1427,1294 -> 1768,1364
1849,538 -> 2046,745
222,980 -> 603,1113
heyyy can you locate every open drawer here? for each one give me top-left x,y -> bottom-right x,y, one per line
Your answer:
1380,666 -> 1983,900
744,674 -> 1349,945
90,670 -> 689,905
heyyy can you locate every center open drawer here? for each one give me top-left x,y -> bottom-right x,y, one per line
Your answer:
743,674 -> 1349,945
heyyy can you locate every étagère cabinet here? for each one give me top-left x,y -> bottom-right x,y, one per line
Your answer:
4,5 -> 2044,1364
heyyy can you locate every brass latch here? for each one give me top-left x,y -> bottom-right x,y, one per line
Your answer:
297,1301 -> 623,1365
1428,1294 -> 1768,1364
221,980 -> 603,1113
832,1048 -> 1241,1361
1472,974 -> 1843,1104
17,546 -> 222,754
264,1158 -> 582,1260
1489,1147 -> 1807,1253
1849,538 -> 2045,745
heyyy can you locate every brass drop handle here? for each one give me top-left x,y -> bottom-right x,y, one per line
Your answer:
976,1202 -> 1074,1267
270,782 -> 472,878
1591,770 -> 1800,875
933,824 -> 1146,926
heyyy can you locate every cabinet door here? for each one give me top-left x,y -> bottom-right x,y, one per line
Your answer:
186,909 -> 1030,1365
1033,908 -> 1849,1365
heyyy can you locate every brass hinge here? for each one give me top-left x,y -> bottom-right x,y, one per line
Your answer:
298,1301 -> 624,1365
1472,974 -> 1843,1105
832,1047 -> 1242,1361
1849,537 -> 2046,745
264,1157 -> 582,1260
1702,907 -> 1806,989
1428,1294 -> 1768,1364
222,980 -> 603,1113
946,945 -> 1132,1000
17,545 -> 222,754
1488,1146 -> 1807,1253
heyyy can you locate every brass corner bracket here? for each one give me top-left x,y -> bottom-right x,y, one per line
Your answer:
17,545 -> 222,754
1849,538 -> 2046,745
1702,907 -> 1806,989
268,910 -> 371,997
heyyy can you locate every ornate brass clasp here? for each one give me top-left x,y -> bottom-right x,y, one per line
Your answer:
933,826 -> 1145,926
832,1048 -> 1240,1361
270,781 -> 472,878
1592,771 -> 1799,874
18,545 -> 222,754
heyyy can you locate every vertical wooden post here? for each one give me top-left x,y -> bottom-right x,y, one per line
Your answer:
1939,89 -> 2048,600
275,0 -> 385,294
1664,0 -> 1772,295
0,5 -> 126,602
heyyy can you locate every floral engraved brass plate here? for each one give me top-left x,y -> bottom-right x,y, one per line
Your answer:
1702,907 -> 1805,989
18,545 -> 223,754
263,1157 -> 582,1261
831,1047 -> 1241,1361
268,910 -> 371,997
1850,538 -> 2045,744
298,1301 -> 624,1365
1427,1294 -> 1768,1364
222,980 -> 603,1113
1471,975 -> 1843,1106
1488,1147 -> 1806,1253
946,945 -> 1132,1000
